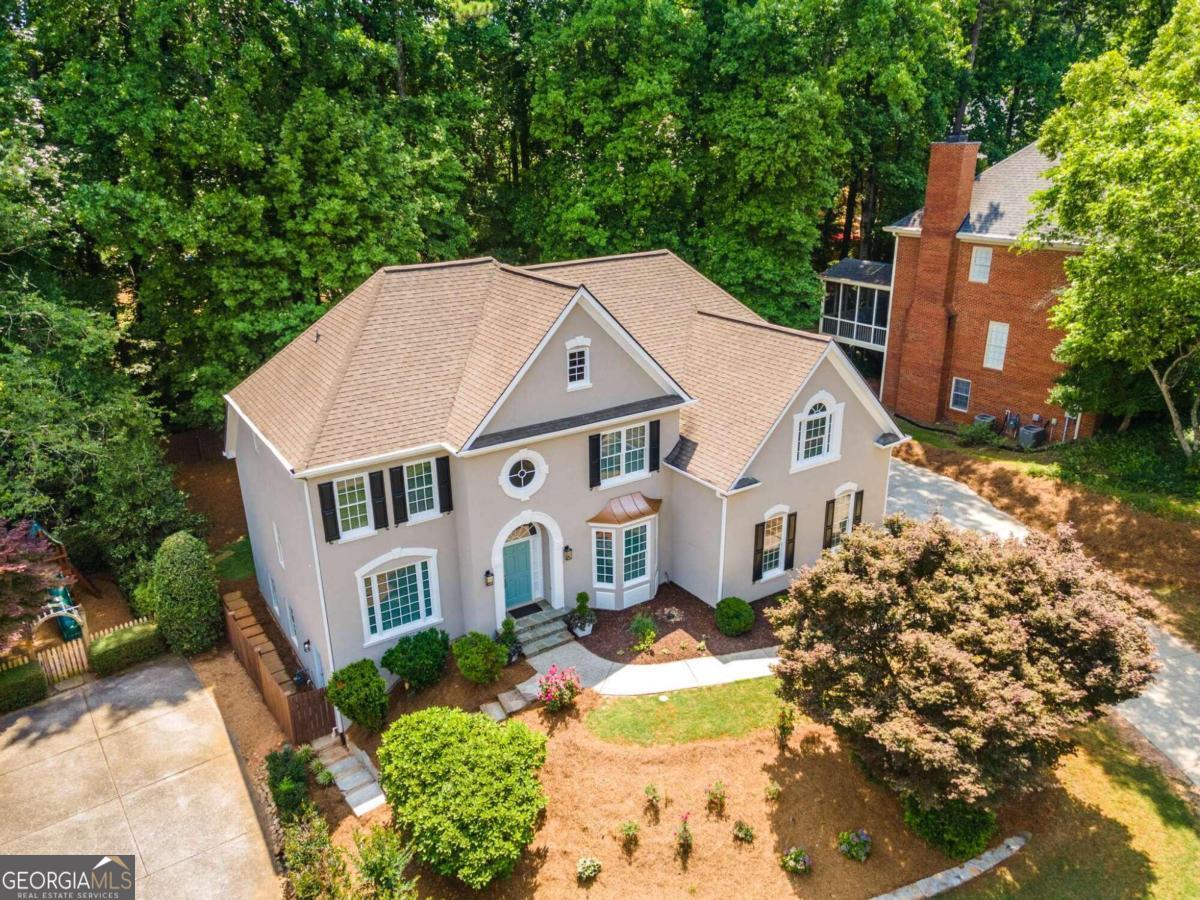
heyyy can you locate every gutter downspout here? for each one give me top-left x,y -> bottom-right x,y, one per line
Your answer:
303,480 -> 343,733
877,233 -> 900,403
715,491 -> 728,603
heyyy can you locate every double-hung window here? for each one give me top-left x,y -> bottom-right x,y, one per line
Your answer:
404,460 -> 437,518
949,377 -> 972,412
792,393 -> 841,471
593,530 -> 614,586
761,514 -> 785,578
599,423 -> 648,485
334,474 -> 372,538
363,560 -> 435,639
969,246 -> 993,283
623,524 -> 649,584
983,321 -> 1009,370
566,336 -> 591,390
802,403 -> 830,459
830,493 -> 853,547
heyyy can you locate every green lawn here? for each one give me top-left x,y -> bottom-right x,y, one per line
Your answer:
585,676 -> 779,745
958,722 -> 1200,899
215,535 -> 255,582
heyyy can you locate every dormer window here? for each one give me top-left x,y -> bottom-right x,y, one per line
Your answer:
790,390 -> 844,472
565,336 -> 591,391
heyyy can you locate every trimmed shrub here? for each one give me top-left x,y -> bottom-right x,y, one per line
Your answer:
956,421 -> 1004,448
381,628 -> 449,692
0,661 -> 48,713
451,632 -> 506,684
903,796 -> 997,860
152,531 -> 221,654
88,622 -> 167,677
629,613 -> 657,652
327,659 -> 388,732
281,802 -> 351,899
715,597 -> 754,636
353,825 -> 417,899
576,856 -> 601,883
266,745 -> 312,822
377,707 -> 547,889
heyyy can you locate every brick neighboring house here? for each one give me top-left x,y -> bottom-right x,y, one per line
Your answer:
820,136 -> 1094,443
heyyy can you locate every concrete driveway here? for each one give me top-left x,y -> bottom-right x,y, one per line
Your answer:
887,457 -> 1200,788
0,655 -> 279,898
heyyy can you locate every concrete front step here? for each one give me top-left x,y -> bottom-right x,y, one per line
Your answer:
317,744 -> 350,766
345,781 -> 387,817
335,765 -> 373,794
512,604 -> 568,631
310,733 -> 338,753
325,755 -> 359,779
521,626 -> 574,657
514,617 -> 572,644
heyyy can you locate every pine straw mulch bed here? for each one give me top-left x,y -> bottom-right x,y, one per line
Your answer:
578,584 -> 781,664
896,441 -> 1200,647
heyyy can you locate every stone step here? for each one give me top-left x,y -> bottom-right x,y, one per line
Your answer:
325,755 -> 359,779
497,689 -> 529,715
318,745 -> 351,766
345,781 -> 387,817
335,765 -> 373,794
520,626 -> 574,658
516,677 -> 542,704
310,732 -> 338,753
512,605 -> 568,631
514,617 -> 572,644
479,701 -> 507,722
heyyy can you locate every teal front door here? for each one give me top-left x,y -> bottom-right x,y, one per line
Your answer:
503,539 -> 534,608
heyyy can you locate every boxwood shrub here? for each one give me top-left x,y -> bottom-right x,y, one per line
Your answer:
88,621 -> 167,677
903,795 -> 997,860
326,658 -> 388,732
377,707 -> 547,889
451,632 -> 507,684
152,531 -> 221,654
0,661 -> 48,714
715,597 -> 755,636
381,628 -> 450,692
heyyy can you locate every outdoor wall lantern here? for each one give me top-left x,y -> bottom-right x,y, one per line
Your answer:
563,545 -> 574,561
485,569 -> 495,586
302,639 -> 312,653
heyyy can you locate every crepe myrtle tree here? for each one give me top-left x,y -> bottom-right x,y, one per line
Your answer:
1,519 -> 68,656
768,515 -> 1157,809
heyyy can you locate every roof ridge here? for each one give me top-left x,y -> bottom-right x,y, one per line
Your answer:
381,257 -> 496,273
299,271 -> 387,470
525,249 -> 672,270
696,310 -> 831,342
496,262 -> 581,290
976,141 -> 1045,182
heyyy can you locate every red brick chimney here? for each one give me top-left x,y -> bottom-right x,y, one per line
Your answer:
887,137 -> 979,423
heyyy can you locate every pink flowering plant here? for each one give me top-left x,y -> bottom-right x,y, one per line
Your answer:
536,664 -> 582,712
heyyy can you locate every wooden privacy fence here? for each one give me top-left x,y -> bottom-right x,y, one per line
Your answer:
1,616 -> 153,684
223,591 -> 335,745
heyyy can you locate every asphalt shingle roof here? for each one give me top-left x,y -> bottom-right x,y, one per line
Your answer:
819,258 -> 893,287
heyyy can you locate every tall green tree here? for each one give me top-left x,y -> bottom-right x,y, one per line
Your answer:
1031,0 -> 1200,458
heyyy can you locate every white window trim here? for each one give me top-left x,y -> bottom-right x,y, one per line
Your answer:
401,457 -> 441,525
591,527 -> 615,589
622,521 -> 652,587
355,547 -> 443,647
983,321 -> 1009,371
969,245 -> 993,283
829,481 -> 859,551
566,335 -> 592,391
790,390 -> 844,473
760,504 -> 790,581
598,422 -> 650,488
591,517 -> 656,589
333,473 -> 375,542
949,377 -> 972,412
499,448 -> 549,501
273,522 -> 285,568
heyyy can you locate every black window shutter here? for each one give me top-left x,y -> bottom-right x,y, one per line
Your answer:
318,482 -> 340,542
822,500 -> 836,549
588,434 -> 601,488
853,490 -> 864,527
388,466 -> 409,524
648,420 -> 660,472
784,512 -> 798,569
368,471 -> 387,530
752,521 -> 765,583
436,456 -> 453,513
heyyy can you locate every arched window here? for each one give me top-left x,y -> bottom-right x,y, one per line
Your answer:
356,549 -> 442,645
792,391 -> 842,471
802,402 -> 830,460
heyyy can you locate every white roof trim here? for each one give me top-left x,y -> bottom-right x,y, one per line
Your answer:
818,274 -> 893,290
461,287 -> 692,451
956,232 -> 1081,251
884,224 -> 922,237
224,395 -> 295,474
294,442 -> 457,479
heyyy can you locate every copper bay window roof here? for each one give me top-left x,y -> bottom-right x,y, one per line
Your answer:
587,492 -> 662,526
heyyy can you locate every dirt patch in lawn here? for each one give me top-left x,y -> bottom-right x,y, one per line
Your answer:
349,656 -> 536,762
31,574 -> 133,652
169,429 -> 246,551
413,690 -> 948,899
579,584 -> 780,664
190,644 -> 285,773
897,441 -> 1200,646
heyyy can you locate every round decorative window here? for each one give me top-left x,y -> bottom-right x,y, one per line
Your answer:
508,459 -> 537,489
499,449 -> 548,501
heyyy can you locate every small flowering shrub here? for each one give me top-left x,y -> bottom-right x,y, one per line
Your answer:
536,665 -> 582,712
764,778 -> 782,802
705,780 -> 727,815
780,847 -> 812,875
576,856 -> 602,883
644,783 -> 661,810
838,829 -> 872,862
619,820 -> 639,850
675,813 -> 694,858
732,820 -> 755,843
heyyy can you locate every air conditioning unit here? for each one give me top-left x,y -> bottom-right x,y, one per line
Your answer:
1018,424 -> 1048,449
973,413 -> 997,431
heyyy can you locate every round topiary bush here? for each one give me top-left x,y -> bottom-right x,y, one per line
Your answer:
377,707 -> 547,889
326,659 -> 389,732
152,531 -> 220,654
381,628 -> 450,692
902,796 -> 997,860
715,597 -> 754,636
452,632 -> 507,684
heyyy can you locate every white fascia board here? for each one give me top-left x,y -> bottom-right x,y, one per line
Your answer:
883,224 -> 922,237
956,232 -> 1081,252
224,395 -> 295,474
818,274 -> 893,291
293,441 -> 458,480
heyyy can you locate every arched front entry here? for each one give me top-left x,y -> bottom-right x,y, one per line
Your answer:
491,511 -> 564,627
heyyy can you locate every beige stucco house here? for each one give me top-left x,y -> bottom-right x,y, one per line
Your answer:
224,250 -> 906,687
